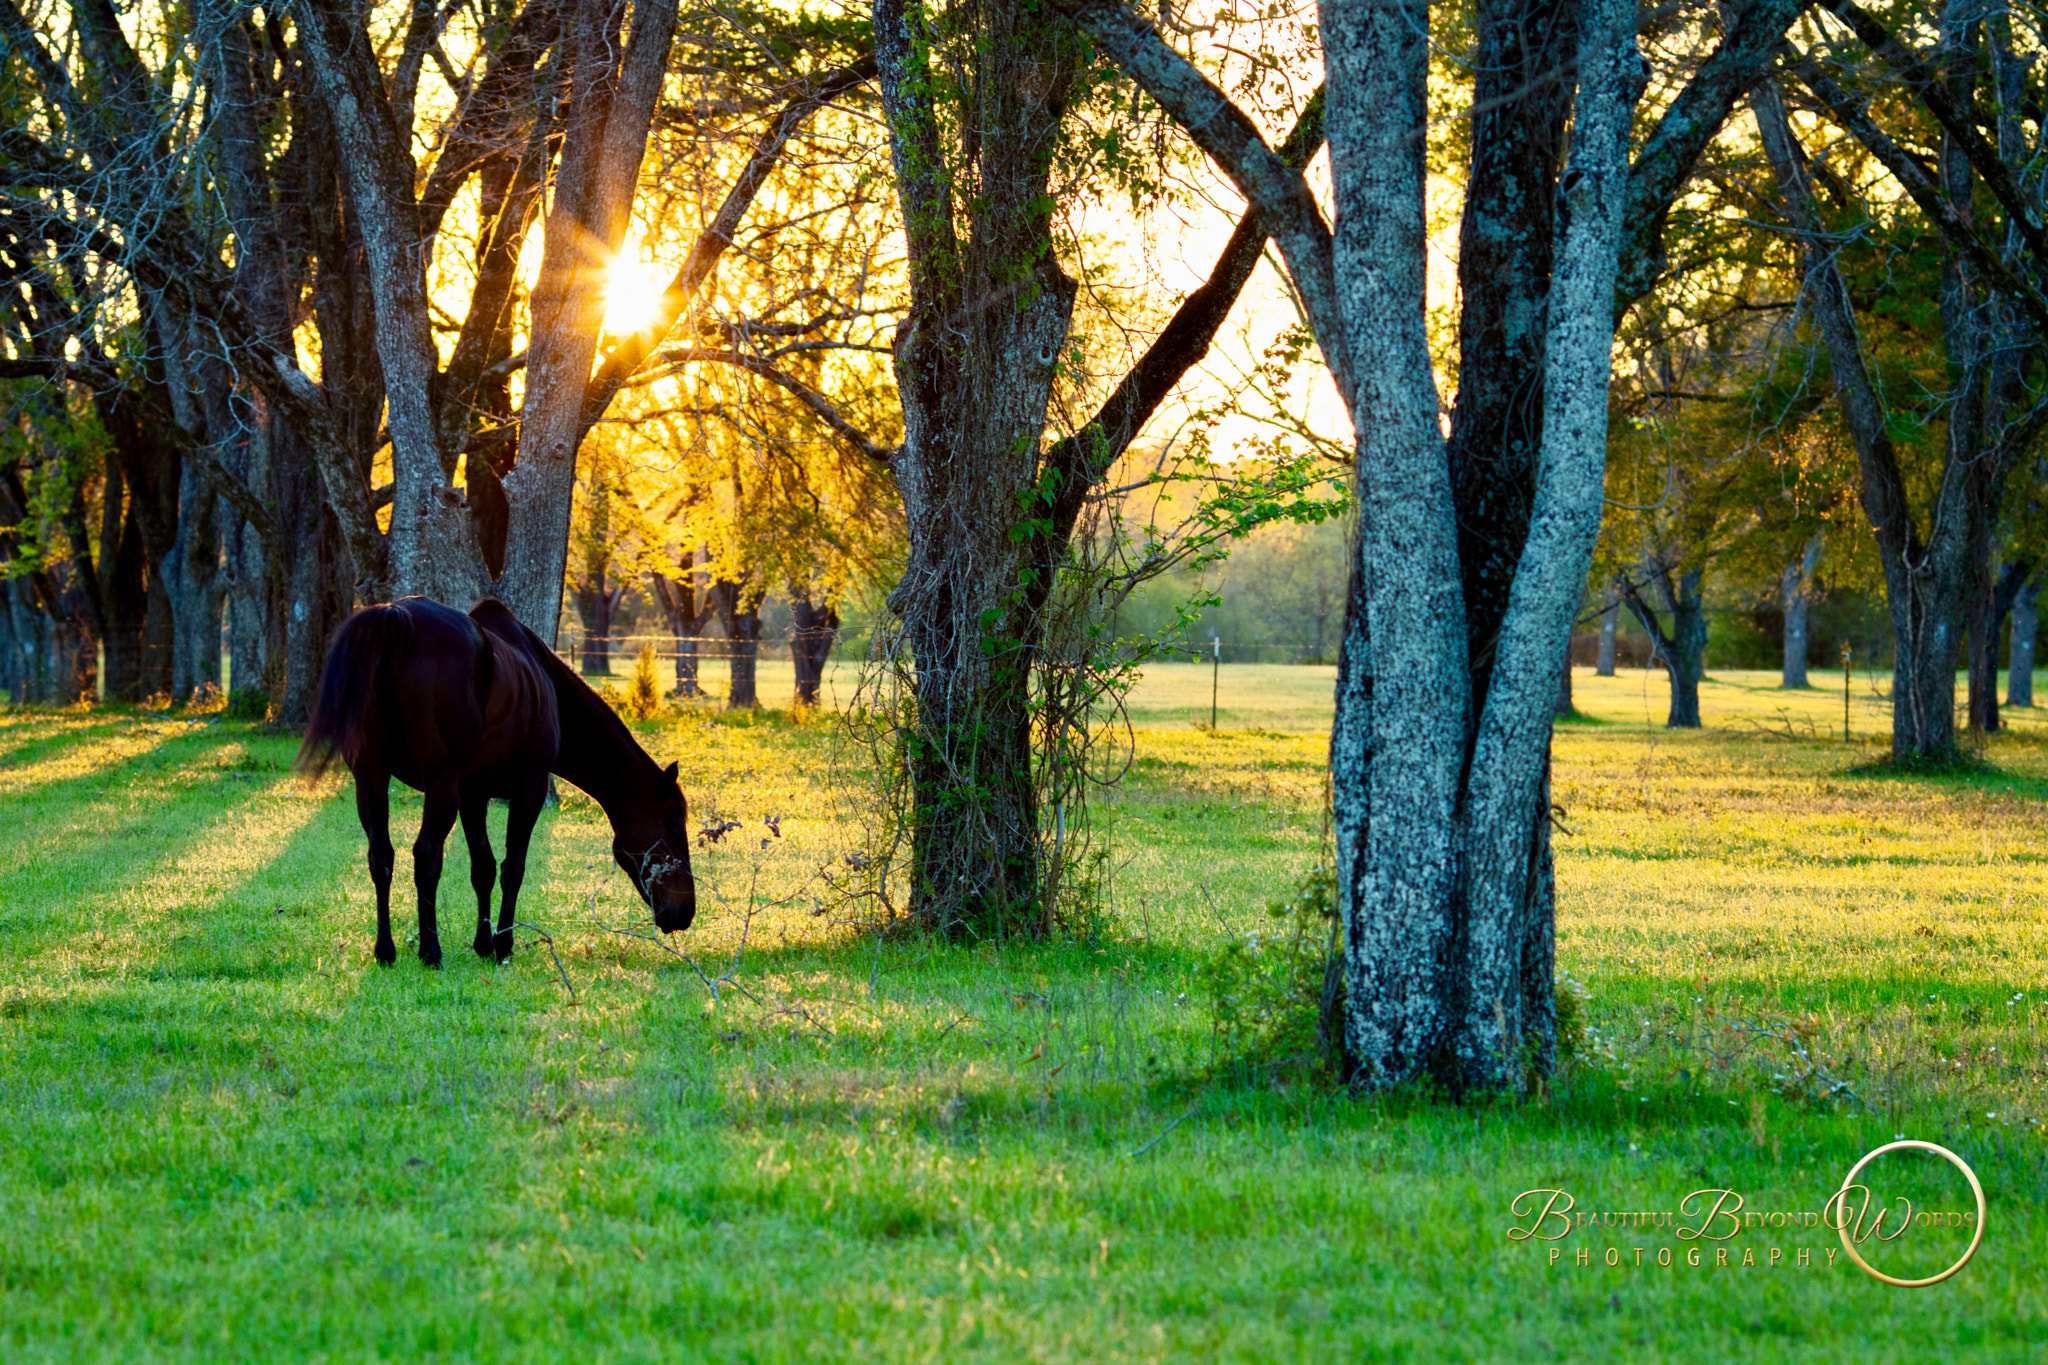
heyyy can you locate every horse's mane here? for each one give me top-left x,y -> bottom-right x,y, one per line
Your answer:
469,598 -> 665,787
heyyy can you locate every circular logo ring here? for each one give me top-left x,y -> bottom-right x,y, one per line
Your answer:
1834,1140 -> 1986,1288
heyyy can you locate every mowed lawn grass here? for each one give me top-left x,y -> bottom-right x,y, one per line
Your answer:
0,665 -> 2042,1361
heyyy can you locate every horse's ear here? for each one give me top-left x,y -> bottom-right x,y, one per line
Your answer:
662,760 -> 678,784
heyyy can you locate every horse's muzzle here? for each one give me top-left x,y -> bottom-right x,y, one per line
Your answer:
654,892 -> 695,934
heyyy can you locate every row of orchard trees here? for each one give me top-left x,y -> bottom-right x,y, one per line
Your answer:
1585,1 -> 2048,744
12,0 -> 2048,1094
0,0 -> 896,715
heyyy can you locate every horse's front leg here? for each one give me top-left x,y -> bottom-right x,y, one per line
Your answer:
493,771 -> 550,963
355,769 -> 398,966
412,776 -> 462,968
459,781 -> 498,960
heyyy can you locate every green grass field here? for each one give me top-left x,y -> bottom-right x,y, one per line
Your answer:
0,666 -> 2042,1361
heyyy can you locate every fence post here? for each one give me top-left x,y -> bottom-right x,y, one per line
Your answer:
1210,632 -> 1220,731
1842,643 -> 1852,742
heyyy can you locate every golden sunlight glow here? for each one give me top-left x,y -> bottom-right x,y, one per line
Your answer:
602,240 -> 673,335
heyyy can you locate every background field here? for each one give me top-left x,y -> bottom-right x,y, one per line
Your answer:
0,666 -> 2042,1361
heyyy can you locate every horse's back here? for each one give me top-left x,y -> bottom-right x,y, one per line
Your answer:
377,599 -> 491,778
470,605 -> 560,781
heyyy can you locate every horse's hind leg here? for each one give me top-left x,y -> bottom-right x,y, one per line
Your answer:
412,777 -> 461,968
459,781 -> 498,960
492,771 -> 549,963
355,770 -> 398,966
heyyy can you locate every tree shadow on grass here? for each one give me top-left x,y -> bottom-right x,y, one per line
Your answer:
1833,747 -> 2048,803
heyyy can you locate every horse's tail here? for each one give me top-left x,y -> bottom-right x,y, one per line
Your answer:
296,604 -> 414,778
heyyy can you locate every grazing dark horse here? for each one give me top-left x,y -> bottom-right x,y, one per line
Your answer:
298,596 -> 695,967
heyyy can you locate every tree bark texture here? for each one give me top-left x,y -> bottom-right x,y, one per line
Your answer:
1440,0 -> 1645,1088
1068,0 -> 1681,1087
874,0 -> 1081,933
1324,0 -> 1469,1086
1321,0 -> 1643,1090
286,0 -> 485,606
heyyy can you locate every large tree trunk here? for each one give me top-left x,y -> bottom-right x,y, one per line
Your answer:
1888,571 -> 1966,756
1326,0 -> 1641,1090
1325,0 -> 1468,1086
286,0 -> 487,607
495,0 -> 678,640
875,0 -> 1081,934
789,585 -> 840,707
1782,538 -> 1821,688
709,577 -> 762,708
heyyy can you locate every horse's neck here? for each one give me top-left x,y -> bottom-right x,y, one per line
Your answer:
552,699 -> 647,806
544,666 -> 656,818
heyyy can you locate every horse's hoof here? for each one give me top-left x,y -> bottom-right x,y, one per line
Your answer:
419,942 -> 443,969
374,941 -> 398,966
472,934 -> 496,960
493,931 -> 514,964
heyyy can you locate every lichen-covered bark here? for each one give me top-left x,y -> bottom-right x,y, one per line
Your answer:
1454,0 -> 1644,1087
1068,0 -> 1762,1090
1322,0 -> 1466,1085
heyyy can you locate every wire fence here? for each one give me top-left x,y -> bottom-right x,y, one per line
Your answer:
556,633 -> 1344,672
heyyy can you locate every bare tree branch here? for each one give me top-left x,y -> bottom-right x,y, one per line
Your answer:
658,346 -> 894,463
579,53 -> 880,437
1054,0 -> 1351,407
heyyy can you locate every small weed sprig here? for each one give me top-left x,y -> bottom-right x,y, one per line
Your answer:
1675,1004 -> 1863,1108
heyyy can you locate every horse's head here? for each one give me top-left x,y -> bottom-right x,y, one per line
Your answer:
614,760 -> 696,933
